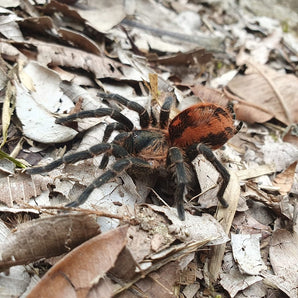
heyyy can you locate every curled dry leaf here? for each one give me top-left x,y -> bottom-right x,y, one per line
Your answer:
273,161 -> 297,195
58,28 -> 102,55
31,39 -> 129,80
147,48 -> 212,66
0,213 -> 100,272
227,62 -> 298,125
27,225 -> 128,298
0,173 -> 52,207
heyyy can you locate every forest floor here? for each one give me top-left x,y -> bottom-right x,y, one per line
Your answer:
0,0 -> 297,297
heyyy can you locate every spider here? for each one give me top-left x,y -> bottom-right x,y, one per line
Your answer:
26,93 -> 242,220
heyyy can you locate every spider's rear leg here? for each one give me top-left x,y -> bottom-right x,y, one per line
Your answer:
227,101 -> 243,133
159,95 -> 174,129
186,143 -> 230,208
66,157 -> 151,207
98,93 -> 150,129
26,143 -> 128,175
167,147 -> 189,220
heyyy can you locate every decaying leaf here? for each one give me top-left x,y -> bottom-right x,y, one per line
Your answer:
268,229 -> 298,298
15,69 -> 78,143
45,0 -> 126,33
0,220 -> 32,297
1,78 -> 15,148
0,1 -> 297,297
220,252 -> 263,297
147,205 -> 229,245
29,39 -> 130,80
147,48 -> 212,66
119,261 -> 181,298
273,161 -> 297,195
27,225 -> 127,298
232,212 -> 272,237
209,171 -> 240,282
0,173 -> 52,207
236,163 -> 276,181
0,213 -> 100,272
227,61 -> 298,125
231,233 -> 267,275
190,84 -> 231,106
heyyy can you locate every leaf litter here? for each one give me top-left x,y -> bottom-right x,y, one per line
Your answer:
0,0 -> 298,297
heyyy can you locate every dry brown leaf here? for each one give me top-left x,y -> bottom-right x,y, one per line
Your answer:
273,161 -> 297,195
0,213 -> 100,272
119,261 -> 180,298
190,84 -> 231,106
42,0 -> 84,24
58,28 -> 102,55
147,48 -> 212,66
27,225 -> 128,298
227,62 -> 298,125
232,212 -> 271,237
109,247 -> 139,282
19,15 -> 102,56
5,39 -> 128,80
19,16 -> 56,37
0,173 -> 52,207
34,39 -> 125,80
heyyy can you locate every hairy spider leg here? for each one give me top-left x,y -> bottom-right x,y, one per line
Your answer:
55,108 -> 134,131
227,101 -> 243,132
235,121 -> 243,134
99,131 -> 133,170
159,95 -> 174,129
66,157 -> 151,207
96,93 -> 152,167
102,122 -> 128,143
186,143 -> 230,208
167,147 -> 189,220
26,143 -> 129,175
98,93 -> 150,128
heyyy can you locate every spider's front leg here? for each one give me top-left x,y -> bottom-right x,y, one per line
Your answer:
66,157 -> 151,207
186,143 -> 230,208
167,147 -> 189,221
26,143 -> 129,175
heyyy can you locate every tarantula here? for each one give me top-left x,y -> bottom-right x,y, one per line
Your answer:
26,93 -> 242,220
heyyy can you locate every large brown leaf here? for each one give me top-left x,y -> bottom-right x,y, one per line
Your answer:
27,225 -> 128,298
227,62 -> 298,125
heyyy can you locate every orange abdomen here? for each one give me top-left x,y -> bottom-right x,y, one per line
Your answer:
168,103 -> 236,149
